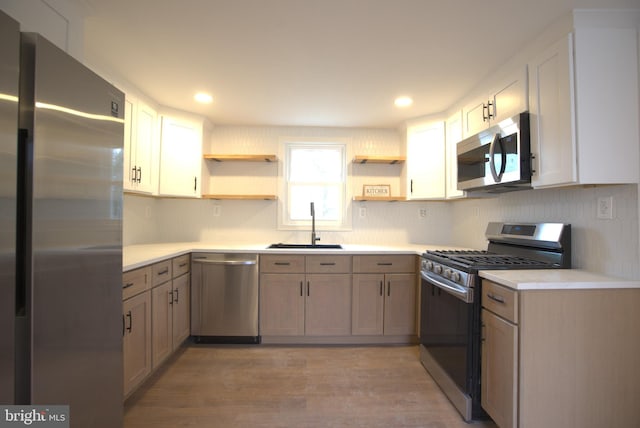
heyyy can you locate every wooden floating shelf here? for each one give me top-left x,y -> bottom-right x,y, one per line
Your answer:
353,196 -> 406,202
353,155 -> 405,165
201,194 -> 278,200
204,154 -> 277,162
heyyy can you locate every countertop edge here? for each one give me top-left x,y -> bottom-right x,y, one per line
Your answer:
479,269 -> 640,290
123,242 -> 441,272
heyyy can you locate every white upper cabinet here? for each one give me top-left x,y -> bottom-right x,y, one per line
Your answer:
123,96 -> 157,194
462,66 -> 528,138
528,12 -> 639,188
404,119 -> 445,200
445,110 -> 465,199
158,115 -> 203,197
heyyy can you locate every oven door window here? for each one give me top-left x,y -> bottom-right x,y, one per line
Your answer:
420,280 -> 471,391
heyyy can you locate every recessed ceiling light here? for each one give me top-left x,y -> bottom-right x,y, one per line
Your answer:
194,92 -> 213,104
394,96 -> 413,108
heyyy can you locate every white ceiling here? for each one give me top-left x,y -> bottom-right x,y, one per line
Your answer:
75,0 -> 635,128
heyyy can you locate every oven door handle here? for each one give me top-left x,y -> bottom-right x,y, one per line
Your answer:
421,271 -> 473,304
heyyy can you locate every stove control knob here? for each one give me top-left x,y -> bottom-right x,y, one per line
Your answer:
443,269 -> 452,279
433,265 -> 443,275
425,261 -> 434,271
451,271 -> 461,283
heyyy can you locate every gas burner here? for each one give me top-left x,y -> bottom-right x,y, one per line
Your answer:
450,254 -> 555,268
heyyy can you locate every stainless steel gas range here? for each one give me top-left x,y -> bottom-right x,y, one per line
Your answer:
419,222 -> 571,421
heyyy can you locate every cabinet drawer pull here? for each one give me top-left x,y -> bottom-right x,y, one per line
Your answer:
123,282 -> 134,289
319,262 -> 336,266
486,293 -> 505,304
377,262 -> 393,266
157,268 -> 169,275
274,262 -> 290,266
179,262 -> 188,268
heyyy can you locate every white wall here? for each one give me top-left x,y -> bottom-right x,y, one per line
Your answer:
450,184 -> 639,279
124,124 -> 640,280
0,0 -> 85,60
125,124 -> 455,247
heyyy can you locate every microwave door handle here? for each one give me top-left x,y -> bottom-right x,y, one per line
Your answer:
488,133 -> 505,182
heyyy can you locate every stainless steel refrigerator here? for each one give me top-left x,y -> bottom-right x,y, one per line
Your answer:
0,10 -> 124,427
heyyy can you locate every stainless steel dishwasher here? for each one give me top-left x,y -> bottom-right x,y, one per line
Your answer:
191,253 -> 260,344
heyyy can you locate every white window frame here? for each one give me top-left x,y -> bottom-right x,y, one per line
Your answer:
278,138 -> 352,231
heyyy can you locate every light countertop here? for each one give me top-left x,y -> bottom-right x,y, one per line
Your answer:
480,269 -> 640,290
123,242 -> 452,272
123,242 -> 640,290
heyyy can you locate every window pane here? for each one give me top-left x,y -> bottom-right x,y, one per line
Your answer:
289,184 -> 340,221
289,146 -> 343,182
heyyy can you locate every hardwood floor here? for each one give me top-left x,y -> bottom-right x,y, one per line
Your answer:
124,344 -> 496,428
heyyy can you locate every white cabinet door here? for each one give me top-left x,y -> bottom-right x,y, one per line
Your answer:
490,68 -> 528,125
462,67 -> 528,138
123,98 -> 136,191
405,120 -> 445,200
135,102 -> 158,193
529,34 -> 577,188
445,110 -> 464,199
159,116 -> 202,197
529,23 -> 639,188
123,97 -> 157,194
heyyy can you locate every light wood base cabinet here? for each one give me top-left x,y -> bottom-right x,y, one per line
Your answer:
352,273 -> 416,336
305,274 -> 351,336
122,290 -> 151,397
124,254 -> 190,398
352,255 -> 417,336
481,308 -> 517,428
481,280 -> 640,428
259,273 -> 305,336
151,257 -> 190,369
259,255 -> 351,338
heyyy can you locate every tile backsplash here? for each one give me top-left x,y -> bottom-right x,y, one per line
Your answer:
123,123 -> 638,280
449,184 -> 639,279
124,183 -> 639,280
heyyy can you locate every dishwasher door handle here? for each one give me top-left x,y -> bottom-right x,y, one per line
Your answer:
193,259 -> 257,265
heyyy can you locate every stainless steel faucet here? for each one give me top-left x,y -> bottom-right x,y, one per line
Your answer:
310,202 -> 320,246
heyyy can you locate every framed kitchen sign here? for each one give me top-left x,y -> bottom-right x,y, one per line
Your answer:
363,184 -> 391,198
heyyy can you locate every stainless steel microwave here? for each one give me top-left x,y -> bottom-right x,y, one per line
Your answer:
457,112 -> 531,193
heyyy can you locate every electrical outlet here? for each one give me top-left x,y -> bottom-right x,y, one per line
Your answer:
419,208 -> 427,218
213,204 -> 221,217
359,207 -> 367,218
597,196 -> 613,219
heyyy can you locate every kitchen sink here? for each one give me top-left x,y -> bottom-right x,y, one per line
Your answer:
267,243 -> 343,249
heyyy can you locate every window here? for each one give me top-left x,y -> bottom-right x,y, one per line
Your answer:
279,141 -> 350,230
